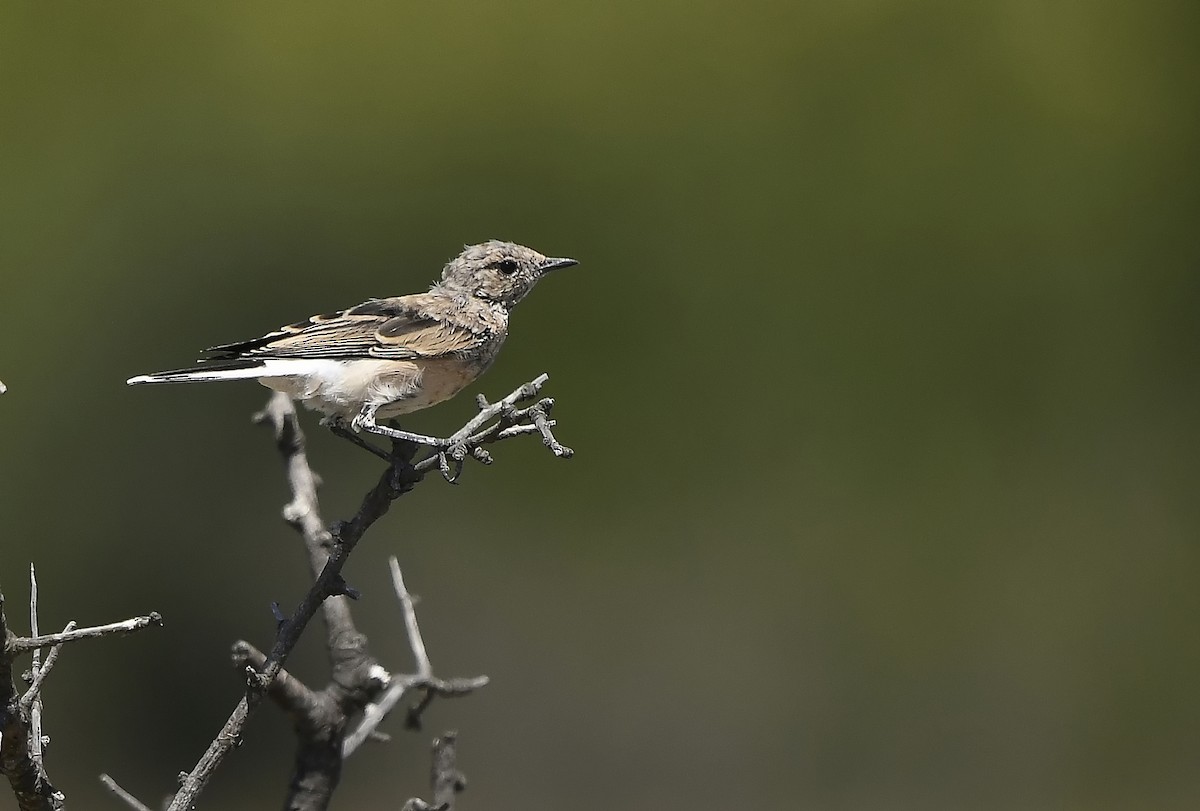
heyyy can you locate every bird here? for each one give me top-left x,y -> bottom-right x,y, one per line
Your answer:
127,240 -> 578,447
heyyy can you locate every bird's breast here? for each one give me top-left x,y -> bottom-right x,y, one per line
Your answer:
374,355 -> 491,419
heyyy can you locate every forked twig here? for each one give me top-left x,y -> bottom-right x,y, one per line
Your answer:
342,559 -> 488,756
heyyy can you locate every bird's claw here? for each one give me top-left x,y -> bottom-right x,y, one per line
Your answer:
430,440 -> 496,482
437,450 -> 464,484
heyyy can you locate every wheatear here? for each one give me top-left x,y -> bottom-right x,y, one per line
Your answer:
128,241 -> 577,446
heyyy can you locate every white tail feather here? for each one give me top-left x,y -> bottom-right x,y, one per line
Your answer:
125,359 -> 331,385
126,367 -> 264,385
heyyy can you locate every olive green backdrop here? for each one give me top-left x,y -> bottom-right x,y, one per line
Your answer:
1,2 -> 1197,809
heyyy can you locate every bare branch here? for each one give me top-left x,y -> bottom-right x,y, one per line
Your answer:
230,641 -> 326,724
254,393 -> 381,685
162,374 -> 570,808
391,557 -> 431,679
1,588 -> 63,811
19,622 -> 75,716
165,694 -> 251,811
166,395 -> 411,811
98,774 -> 153,811
530,400 -> 572,457
343,671 -> 488,758
8,613 -> 164,654
27,567 -> 44,773
163,555 -> 361,811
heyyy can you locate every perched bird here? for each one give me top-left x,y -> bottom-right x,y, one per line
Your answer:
128,241 -> 577,445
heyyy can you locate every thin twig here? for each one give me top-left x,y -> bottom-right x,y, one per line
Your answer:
531,403 -> 571,457
98,774 -> 153,811
8,614 -> 164,654
451,374 -> 551,445
27,567 -> 43,772
391,557 -> 431,678
19,623 -> 75,716
343,672 -> 488,757
418,373 -> 573,477
342,560 -> 488,756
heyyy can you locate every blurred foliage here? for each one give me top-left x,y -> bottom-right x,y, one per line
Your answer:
1,1 -> 1198,809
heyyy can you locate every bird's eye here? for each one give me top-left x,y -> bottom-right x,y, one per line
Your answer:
495,258 -> 519,275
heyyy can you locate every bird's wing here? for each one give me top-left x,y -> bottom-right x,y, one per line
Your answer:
204,295 -> 490,361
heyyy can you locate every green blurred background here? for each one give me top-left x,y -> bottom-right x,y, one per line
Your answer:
2,2 -> 1198,809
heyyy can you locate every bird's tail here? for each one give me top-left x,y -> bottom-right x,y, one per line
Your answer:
126,360 -> 268,385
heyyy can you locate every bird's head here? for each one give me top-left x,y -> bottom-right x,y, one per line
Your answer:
436,241 -> 578,307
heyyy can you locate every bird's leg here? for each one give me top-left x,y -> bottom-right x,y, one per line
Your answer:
352,406 -> 478,483
351,406 -> 449,448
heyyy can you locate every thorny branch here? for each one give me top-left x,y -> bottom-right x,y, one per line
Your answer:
1,570 -> 160,811
156,374 -> 568,810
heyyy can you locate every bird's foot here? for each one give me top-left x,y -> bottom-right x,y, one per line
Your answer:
331,375 -> 570,483
341,415 -> 473,480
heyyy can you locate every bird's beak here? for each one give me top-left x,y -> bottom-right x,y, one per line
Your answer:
539,256 -> 579,273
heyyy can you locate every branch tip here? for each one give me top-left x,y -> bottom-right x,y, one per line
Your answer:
99,774 -> 154,811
